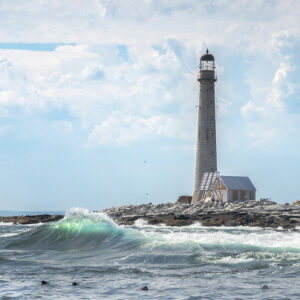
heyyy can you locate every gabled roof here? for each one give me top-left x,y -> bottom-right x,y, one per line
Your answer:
220,176 -> 256,191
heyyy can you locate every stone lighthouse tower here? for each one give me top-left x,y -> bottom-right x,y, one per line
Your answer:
192,49 -> 217,203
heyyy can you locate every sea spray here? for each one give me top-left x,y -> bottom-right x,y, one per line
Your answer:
139,223 -> 300,253
2,209 -> 300,254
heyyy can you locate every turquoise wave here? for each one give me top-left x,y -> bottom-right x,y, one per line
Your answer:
2,208 -> 300,257
3,208 -> 145,251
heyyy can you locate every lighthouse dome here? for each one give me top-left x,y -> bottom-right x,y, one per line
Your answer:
199,49 -> 215,71
200,49 -> 214,61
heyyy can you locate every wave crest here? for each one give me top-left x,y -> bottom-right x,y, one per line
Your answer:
4,208 -> 144,251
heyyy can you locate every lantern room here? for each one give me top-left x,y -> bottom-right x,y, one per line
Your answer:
200,49 -> 215,71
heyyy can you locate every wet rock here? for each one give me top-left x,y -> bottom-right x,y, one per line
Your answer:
0,214 -> 64,225
41,280 -> 49,285
141,286 -> 149,291
72,282 -> 79,286
262,285 -> 269,290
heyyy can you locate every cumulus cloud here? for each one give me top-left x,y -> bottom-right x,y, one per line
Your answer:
0,0 -> 300,150
240,53 -> 298,149
0,37 -> 198,146
87,114 -> 163,147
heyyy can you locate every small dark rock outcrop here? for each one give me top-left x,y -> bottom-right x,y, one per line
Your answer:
0,214 -> 64,225
262,285 -> 269,290
177,196 -> 192,204
141,286 -> 149,291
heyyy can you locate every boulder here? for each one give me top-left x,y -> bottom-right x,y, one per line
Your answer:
177,196 -> 192,204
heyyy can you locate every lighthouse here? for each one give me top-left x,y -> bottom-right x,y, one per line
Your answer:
192,49 -> 217,204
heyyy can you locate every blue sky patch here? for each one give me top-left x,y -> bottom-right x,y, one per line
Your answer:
118,45 -> 129,61
0,43 -> 75,51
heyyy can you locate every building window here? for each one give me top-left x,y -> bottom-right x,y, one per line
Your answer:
240,190 -> 246,201
232,190 -> 238,201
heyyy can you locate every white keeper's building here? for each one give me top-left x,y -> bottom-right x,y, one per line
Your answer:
218,176 -> 256,202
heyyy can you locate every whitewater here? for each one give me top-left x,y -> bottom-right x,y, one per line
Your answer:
0,208 -> 299,299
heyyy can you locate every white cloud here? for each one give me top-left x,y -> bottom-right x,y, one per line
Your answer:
0,0 -> 300,150
87,114 -> 163,147
240,101 -> 264,121
0,0 -> 299,49
87,111 -> 194,147
244,57 -> 293,117
240,54 -> 298,149
0,38 -> 198,146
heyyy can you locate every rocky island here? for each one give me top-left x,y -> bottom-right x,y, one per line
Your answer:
102,199 -> 300,229
1,199 -> 300,229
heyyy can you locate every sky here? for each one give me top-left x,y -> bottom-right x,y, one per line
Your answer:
0,0 -> 299,211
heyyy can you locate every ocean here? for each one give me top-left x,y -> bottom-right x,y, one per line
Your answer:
0,208 -> 299,299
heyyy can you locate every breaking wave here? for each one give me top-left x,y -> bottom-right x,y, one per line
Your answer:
2,208 -> 144,251
1,208 -> 300,258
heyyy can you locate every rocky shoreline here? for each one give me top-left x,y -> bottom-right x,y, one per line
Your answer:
102,199 -> 300,229
0,214 -> 64,225
1,200 -> 300,229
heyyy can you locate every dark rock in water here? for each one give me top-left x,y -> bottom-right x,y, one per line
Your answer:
72,282 -> 79,286
0,214 -> 64,225
177,196 -> 192,204
141,286 -> 149,291
41,280 -> 49,285
262,285 -> 269,290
